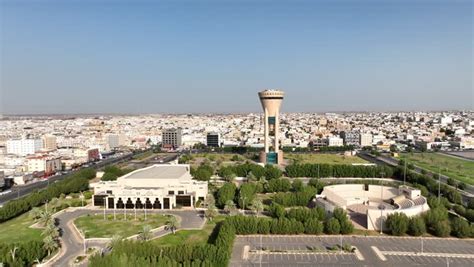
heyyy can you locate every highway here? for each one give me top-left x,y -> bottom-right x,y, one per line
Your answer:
0,151 -> 178,206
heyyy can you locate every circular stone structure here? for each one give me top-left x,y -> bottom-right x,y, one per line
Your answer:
316,184 -> 429,231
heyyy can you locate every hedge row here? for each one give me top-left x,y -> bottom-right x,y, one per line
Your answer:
0,240 -> 47,267
285,164 -> 393,178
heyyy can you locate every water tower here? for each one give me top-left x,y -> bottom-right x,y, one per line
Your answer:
258,89 -> 284,165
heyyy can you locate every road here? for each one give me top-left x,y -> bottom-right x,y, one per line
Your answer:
358,152 -> 474,202
231,235 -> 474,267
50,208 -> 205,267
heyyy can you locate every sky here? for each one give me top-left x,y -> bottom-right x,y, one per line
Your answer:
0,0 -> 472,114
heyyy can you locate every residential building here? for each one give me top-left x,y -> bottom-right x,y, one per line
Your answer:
6,139 -> 43,156
26,155 -> 62,175
359,133 -> 373,147
91,164 -> 207,209
42,135 -> 57,150
340,131 -> 360,146
327,136 -> 344,147
162,128 -> 182,149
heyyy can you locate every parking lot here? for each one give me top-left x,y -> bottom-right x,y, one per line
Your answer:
230,236 -> 474,267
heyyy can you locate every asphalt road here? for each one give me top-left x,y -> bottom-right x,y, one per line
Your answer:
231,235 -> 474,267
51,208 -> 205,267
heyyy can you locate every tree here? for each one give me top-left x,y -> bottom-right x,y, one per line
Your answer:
264,165 -> 282,180
139,225 -> 153,240
237,183 -> 258,209
339,219 -> 354,234
216,183 -> 237,208
42,221 -> 60,240
205,205 -> 218,221
246,172 -> 256,182
224,200 -> 237,215
325,218 -> 340,234
193,165 -> 213,181
408,216 -> 426,236
266,179 -> 291,193
165,216 -> 179,234
30,207 -> 42,220
204,194 -> 215,208
251,199 -> 264,217
450,217 -> 471,238
38,210 -> 53,227
43,235 -> 58,256
385,213 -> 409,236
220,168 -> 236,182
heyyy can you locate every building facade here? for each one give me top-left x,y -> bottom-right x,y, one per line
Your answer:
359,133 -> 373,147
206,132 -> 220,147
42,135 -> 57,150
26,155 -> 62,175
162,128 -> 182,149
340,131 -> 360,146
92,164 -> 207,210
6,139 -> 43,156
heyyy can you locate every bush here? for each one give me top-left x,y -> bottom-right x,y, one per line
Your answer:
408,216 -> 426,236
450,217 -> 471,238
237,183 -> 258,209
272,186 -> 317,207
192,165 -> 214,181
266,179 -> 291,193
0,240 -> 47,266
292,180 -> 304,192
286,164 -> 393,178
304,218 -> 324,234
325,218 -> 341,234
269,203 -> 285,219
385,213 -> 409,236
433,220 -> 451,237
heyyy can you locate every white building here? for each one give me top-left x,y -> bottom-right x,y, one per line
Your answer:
359,133 -> 373,147
327,136 -> 344,147
6,139 -> 43,156
92,164 -> 207,210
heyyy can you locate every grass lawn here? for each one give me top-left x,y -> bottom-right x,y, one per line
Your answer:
400,153 -> 474,185
151,216 -> 225,247
74,213 -> 169,238
187,153 -> 254,168
0,197 -> 88,243
285,153 -> 368,165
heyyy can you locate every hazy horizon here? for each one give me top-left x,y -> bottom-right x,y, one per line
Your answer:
1,0 -> 472,114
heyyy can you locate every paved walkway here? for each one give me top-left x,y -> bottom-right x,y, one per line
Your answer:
46,208 -> 205,267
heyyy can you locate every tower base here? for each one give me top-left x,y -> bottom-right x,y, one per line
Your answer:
260,151 -> 284,165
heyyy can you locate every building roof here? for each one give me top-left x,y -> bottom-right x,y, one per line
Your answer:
122,164 -> 190,180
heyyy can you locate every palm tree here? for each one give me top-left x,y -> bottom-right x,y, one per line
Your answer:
205,205 -> 218,221
204,194 -> 215,208
30,207 -> 42,220
49,197 -> 60,212
224,200 -> 237,215
138,225 -> 153,241
9,246 -> 18,261
246,172 -> 256,182
165,216 -> 179,234
38,210 -> 53,226
42,221 -> 60,239
251,199 -> 264,217
43,235 -> 59,256
107,234 -> 123,249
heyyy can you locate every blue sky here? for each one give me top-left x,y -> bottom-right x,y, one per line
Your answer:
1,0 -> 472,114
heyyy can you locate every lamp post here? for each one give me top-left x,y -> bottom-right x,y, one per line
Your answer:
103,196 -> 107,220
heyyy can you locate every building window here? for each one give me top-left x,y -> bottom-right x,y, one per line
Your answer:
178,190 -> 184,195
168,191 -> 174,195
106,190 -> 112,194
